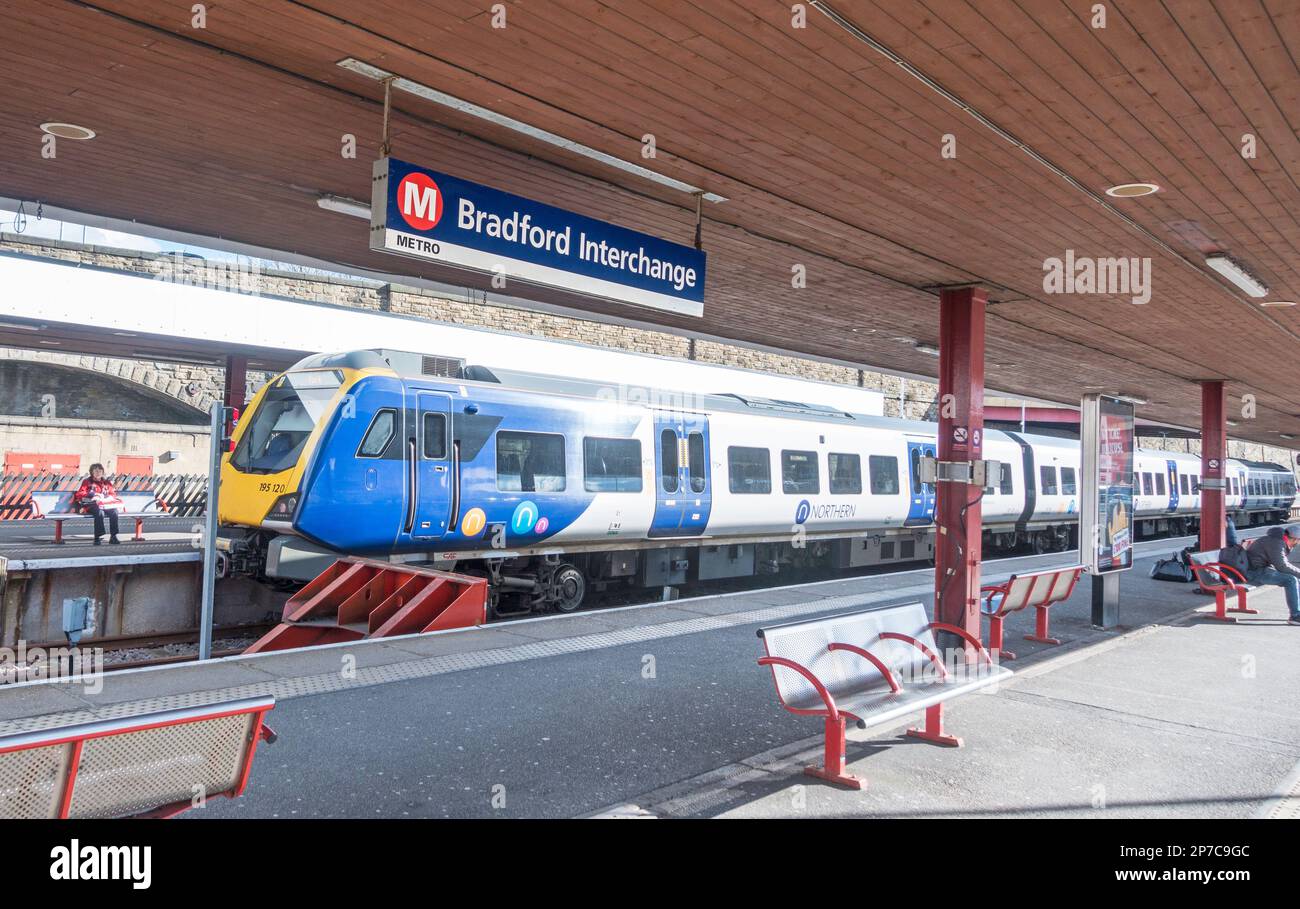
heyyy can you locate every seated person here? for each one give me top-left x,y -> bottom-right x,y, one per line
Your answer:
74,463 -> 124,545
1244,524 -> 1300,626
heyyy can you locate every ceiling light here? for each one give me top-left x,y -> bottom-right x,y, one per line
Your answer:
1205,254 -> 1268,298
914,343 -> 940,356
38,340 -> 61,346
317,194 -> 372,219
1260,300 -> 1295,307
0,320 -> 42,331
1104,182 -> 1160,198
1279,433 -> 1295,440
337,58 -> 727,203
1226,420 -> 1239,427
40,122 -> 95,140
112,331 -> 138,337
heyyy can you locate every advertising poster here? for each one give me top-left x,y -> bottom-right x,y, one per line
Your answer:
1081,394 -> 1135,574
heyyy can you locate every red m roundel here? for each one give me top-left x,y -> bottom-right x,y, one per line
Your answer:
397,172 -> 443,231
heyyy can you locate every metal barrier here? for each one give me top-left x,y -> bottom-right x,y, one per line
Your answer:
0,472 -> 208,520
0,696 -> 275,818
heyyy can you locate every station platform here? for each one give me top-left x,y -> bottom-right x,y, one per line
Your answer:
2,529 -> 1297,819
0,518 -> 200,569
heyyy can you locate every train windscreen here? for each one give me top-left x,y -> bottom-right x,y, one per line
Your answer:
230,370 -> 343,474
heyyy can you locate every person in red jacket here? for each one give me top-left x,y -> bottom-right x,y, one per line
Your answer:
74,463 -> 122,545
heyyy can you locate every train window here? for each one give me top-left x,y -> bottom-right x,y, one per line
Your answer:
909,449 -> 921,495
688,433 -> 706,493
1061,466 -> 1077,496
496,431 -> 566,493
1191,477 -> 1199,493
661,429 -> 679,493
1142,473 -> 1153,496
229,370 -> 342,474
357,409 -> 397,458
868,455 -> 899,495
1155,473 -> 1165,496
782,450 -> 820,495
1180,474 -> 1189,495
583,437 -> 642,493
1000,463 -> 1014,496
1039,466 -> 1058,495
421,413 -> 447,459
829,453 -> 862,495
728,446 -> 771,494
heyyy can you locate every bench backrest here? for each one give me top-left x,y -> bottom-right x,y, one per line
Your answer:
759,602 -> 936,708
31,490 -> 161,517
0,696 -> 274,819
994,566 -> 1083,614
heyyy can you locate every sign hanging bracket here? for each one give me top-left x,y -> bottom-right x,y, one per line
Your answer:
379,76 -> 395,158
693,192 -> 703,250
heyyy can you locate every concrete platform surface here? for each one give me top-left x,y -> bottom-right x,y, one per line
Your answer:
1,528 -> 1297,819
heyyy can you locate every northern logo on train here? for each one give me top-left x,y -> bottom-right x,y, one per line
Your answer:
510,500 -> 539,534
397,172 -> 444,231
794,499 -> 811,525
460,507 -> 487,537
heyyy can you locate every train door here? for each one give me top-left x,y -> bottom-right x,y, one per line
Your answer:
1166,460 -> 1179,512
650,412 -> 712,537
904,440 -> 937,527
408,391 -> 453,540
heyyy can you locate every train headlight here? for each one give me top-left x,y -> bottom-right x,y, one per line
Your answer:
269,494 -> 299,519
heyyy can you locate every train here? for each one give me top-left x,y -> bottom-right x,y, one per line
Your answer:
216,349 -> 1298,617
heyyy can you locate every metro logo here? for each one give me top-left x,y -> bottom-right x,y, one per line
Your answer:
397,172 -> 443,231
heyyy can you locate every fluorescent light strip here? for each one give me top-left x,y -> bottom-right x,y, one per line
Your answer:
1205,254 -> 1268,298
317,194 -> 372,219
337,58 -> 727,203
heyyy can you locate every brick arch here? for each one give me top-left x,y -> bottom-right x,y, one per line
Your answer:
0,349 -> 218,417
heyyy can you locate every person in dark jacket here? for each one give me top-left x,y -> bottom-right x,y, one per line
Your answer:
1245,524 -> 1300,625
74,463 -> 121,545
1225,513 -> 1239,546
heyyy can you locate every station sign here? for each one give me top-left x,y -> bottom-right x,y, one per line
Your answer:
1080,393 -> 1135,574
370,157 -> 705,317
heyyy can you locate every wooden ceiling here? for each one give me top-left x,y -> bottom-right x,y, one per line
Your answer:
1,0 -> 1297,444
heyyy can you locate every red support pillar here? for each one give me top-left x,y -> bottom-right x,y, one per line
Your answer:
1200,381 -> 1226,552
935,286 -> 986,645
224,354 -> 247,447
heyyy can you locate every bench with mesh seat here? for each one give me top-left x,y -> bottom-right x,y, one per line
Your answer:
979,565 -> 1084,659
757,602 -> 1011,789
0,696 -> 276,819
30,489 -> 167,543
1187,548 -> 1261,622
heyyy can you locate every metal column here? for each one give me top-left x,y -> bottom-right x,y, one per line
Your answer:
1199,381 -> 1227,552
934,286 -> 986,641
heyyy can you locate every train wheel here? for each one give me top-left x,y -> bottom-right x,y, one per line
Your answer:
1032,532 -> 1050,555
552,564 -> 586,613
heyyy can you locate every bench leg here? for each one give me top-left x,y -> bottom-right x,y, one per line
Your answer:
1207,591 -> 1237,623
1228,589 -> 1258,616
53,519 -> 65,544
134,517 -> 144,542
804,715 -> 865,790
906,703 -> 962,748
1023,605 -> 1061,646
987,614 -> 1016,660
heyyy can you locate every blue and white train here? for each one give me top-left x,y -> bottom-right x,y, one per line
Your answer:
217,349 -> 1298,615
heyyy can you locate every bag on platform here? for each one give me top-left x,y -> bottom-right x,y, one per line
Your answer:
1150,553 -> 1193,582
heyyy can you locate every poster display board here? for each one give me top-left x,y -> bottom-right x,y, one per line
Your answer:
1080,394 -> 1135,574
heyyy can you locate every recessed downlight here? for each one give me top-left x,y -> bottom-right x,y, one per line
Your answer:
40,122 -> 95,140
1105,182 -> 1160,198
1261,300 -> 1295,307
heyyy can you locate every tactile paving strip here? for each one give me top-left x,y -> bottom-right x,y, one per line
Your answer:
1265,772 -> 1300,819
0,583 -> 932,736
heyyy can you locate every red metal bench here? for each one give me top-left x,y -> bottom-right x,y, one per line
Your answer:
0,696 -> 276,818
1187,548 -> 1260,622
980,565 -> 1084,659
757,602 -> 1011,789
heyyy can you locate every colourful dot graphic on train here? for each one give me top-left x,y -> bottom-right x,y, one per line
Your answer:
534,516 -> 550,534
460,507 -> 486,537
510,500 -> 540,534
794,499 -> 811,525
